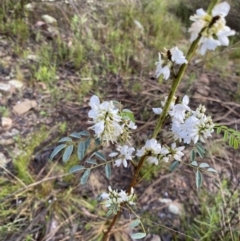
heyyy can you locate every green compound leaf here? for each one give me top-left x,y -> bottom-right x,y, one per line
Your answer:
80,169 -> 90,184
131,233 -> 146,239
215,125 -> 240,150
58,137 -> 72,143
86,159 -> 97,165
199,162 -> 210,168
70,132 -> 81,138
69,165 -> 85,173
77,142 -> 85,161
62,144 -> 74,162
169,160 -> 180,172
196,170 -> 203,189
50,144 -> 67,160
129,219 -> 141,228
94,151 -> 106,161
190,149 -> 196,162
105,163 -> 111,179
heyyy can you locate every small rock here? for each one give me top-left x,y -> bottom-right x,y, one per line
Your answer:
4,128 -> 19,137
9,79 -> 24,89
168,202 -> 183,215
0,82 -> 11,92
0,152 -> 9,167
13,99 -> 37,115
159,198 -> 172,204
1,117 -> 12,129
0,138 -> 14,145
42,15 -> 57,24
27,54 -> 39,62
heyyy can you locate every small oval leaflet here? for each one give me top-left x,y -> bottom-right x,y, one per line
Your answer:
191,161 -> 198,167
196,143 -> 205,158
106,209 -> 112,217
105,163 -> 111,179
94,151 -> 106,161
196,170 -> 202,189
86,159 -> 97,165
85,138 -> 91,151
169,160 -> 179,172
79,130 -> 89,137
50,144 -> 67,160
190,149 -> 196,162
207,167 -> 218,173
129,219 -> 141,228
131,233 -> 146,239
70,132 -> 81,139
199,163 -> 210,168
80,169 -> 91,184
58,137 -> 72,143
78,142 -> 85,160
69,165 -> 85,173
62,145 -> 74,162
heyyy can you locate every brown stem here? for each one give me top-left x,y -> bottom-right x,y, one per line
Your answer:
102,210 -> 121,241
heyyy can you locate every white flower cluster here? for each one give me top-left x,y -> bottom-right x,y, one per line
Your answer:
100,186 -> 135,208
155,47 -> 188,80
88,95 -> 137,144
153,95 -> 215,144
135,138 -> 185,164
189,1 -> 235,55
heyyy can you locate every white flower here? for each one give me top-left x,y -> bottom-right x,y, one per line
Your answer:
171,104 -> 214,144
136,139 -> 161,157
211,1 -> 230,17
170,47 -> 188,65
160,143 -> 184,162
88,95 -> 123,144
189,2 -> 235,55
198,36 -> 221,55
171,143 -> 185,161
189,19 -> 206,42
169,95 -> 191,123
128,121 -> 137,130
100,186 -> 135,209
109,145 -> 135,168
152,107 -> 162,115
118,190 -> 129,202
217,26 -> 236,46
155,53 -> 170,80
146,156 -> 159,165
152,96 -> 176,116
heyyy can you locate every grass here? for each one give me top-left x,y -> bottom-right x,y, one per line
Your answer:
1,0 -> 240,240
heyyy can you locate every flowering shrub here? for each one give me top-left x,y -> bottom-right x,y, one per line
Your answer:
50,1 -> 240,240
